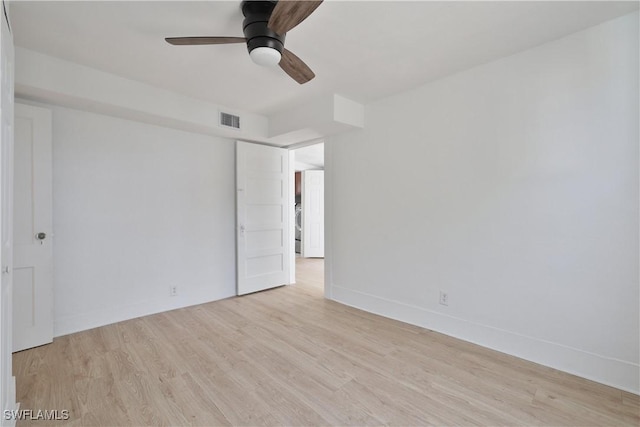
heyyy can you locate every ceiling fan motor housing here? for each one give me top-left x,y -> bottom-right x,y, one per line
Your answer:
241,0 -> 285,55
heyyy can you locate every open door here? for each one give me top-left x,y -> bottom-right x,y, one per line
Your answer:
12,103 -> 53,352
236,141 -> 291,295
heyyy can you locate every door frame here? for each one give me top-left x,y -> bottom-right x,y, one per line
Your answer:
0,3 -> 17,422
287,142 -> 327,292
288,150 -> 295,284
234,140 -> 327,292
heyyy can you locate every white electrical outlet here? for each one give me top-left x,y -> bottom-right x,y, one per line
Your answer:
170,286 -> 178,297
439,291 -> 449,306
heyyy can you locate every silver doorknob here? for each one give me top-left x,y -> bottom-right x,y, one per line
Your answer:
36,232 -> 46,240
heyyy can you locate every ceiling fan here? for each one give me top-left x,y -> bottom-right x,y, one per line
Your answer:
165,0 -> 322,84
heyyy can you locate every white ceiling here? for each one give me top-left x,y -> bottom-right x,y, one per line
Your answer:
9,1 -> 639,116
294,142 -> 324,170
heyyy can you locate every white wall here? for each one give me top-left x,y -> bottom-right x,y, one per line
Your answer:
268,94 -> 364,144
15,48 -> 270,144
326,12 -> 639,393
43,104 -> 236,336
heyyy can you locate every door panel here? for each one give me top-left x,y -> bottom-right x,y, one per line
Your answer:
12,268 -> 33,333
12,103 -> 53,352
236,142 -> 290,295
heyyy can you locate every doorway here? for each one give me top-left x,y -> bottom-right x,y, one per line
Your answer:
290,142 -> 324,291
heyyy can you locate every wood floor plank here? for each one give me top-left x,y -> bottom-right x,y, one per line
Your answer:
247,350 -> 384,426
12,258 -> 640,426
173,372 -> 232,426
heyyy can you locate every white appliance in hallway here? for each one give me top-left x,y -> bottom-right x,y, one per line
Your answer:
295,202 -> 302,254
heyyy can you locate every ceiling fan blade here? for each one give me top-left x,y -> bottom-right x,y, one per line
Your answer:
279,48 -> 315,84
165,36 -> 246,46
268,0 -> 323,35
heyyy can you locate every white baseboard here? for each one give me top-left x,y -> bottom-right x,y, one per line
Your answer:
330,283 -> 639,395
54,286 -> 235,337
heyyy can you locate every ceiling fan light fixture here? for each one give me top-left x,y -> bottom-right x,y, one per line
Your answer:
249,47 -> 282,67
166,0 -> 321,83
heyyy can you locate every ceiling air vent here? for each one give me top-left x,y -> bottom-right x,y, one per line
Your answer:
220,112 -> 241,130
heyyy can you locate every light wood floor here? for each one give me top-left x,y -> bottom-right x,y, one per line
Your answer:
13,258 -> 639,426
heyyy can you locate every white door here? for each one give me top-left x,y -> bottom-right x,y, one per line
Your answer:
12,103 -> 53,352
302,170 -> 324,258
236,141 -> 291,295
